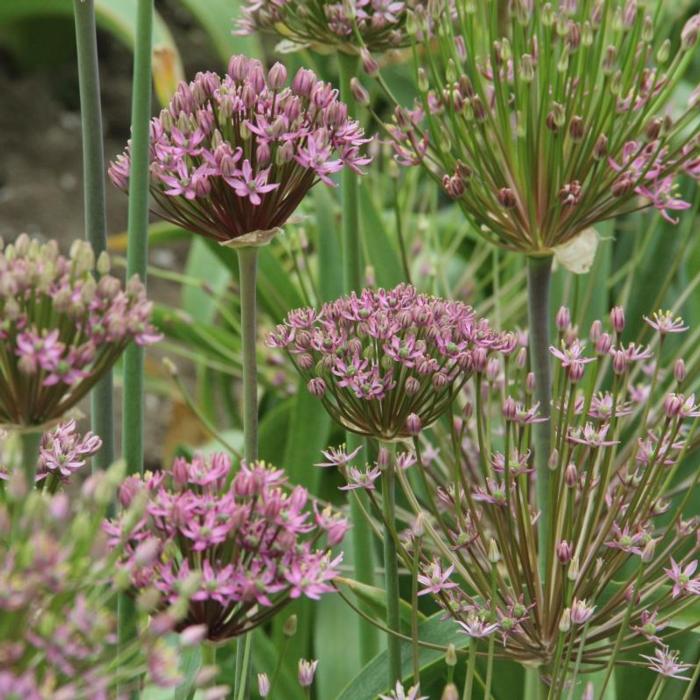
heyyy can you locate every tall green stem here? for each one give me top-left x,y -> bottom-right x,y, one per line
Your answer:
234,246 -> 259,700
338,53 -> 361,292
382,442 -> 402,685
20,430 -> 42,494
119,0 -> 153,686
237,247 -> 259,462
527,257 -> 553,581
73,0 -> 114,471
338,51 -> 379,664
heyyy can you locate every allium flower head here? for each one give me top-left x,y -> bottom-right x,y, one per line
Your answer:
109,55 -> 369,247
236,0 -> 421,54
380,681 -> 429,700
268,284 -> 506,439
390,3 -> 700,256
105,453 -> 346,641
0,235 -> 159,427
391,305 -> 700,678
0,464 -> 188,698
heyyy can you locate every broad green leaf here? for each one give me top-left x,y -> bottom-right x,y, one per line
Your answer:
0,0 -> 184,104
335,577 -> 426,630
358,181 -> 404,288
313,186 -> 344,303
108,222 -> 190,252
258,398 -> 293,466
183,238 -> 231,324
337,612 -> 468,700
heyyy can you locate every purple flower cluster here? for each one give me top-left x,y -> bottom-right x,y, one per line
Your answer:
0,420 -> 102,490
109,55 -> 369,246
0,235 -> 159,427
268,284 -> 506,440
0,466 -> 187,698
106,452 -> 347,641
236,0 -> 417,53
392,304 -> 700,675
387,3 -> 700,254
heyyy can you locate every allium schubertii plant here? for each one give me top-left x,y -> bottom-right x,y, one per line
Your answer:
5,0 -> 700,699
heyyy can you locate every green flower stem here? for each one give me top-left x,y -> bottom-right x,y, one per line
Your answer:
119,0 -> 153,689
236,247 -> 259,462
381,441 -> 402,686
72,0 -> 113,472
527,256 -> 554,583
20,430 -> 42,494
339,52 -> 379,665
462,639 -> 476,700
338,52 -> 361,293
349,433 -> 380,664
233,245 -> 260,700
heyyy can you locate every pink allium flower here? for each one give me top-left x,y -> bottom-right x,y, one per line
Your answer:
106,453 -> 346,641
644,309 -> 689,335
109,56 -> 369,246
0,235 -> 159,428
0,465 -> 185,698
235,0 -> 419,53
379,681 -> 429,700
269,284 -> 506,439
298,659 -> 319,688
641,646 -> 692,680
664,558 -> 700,598
417,561 -> 457,596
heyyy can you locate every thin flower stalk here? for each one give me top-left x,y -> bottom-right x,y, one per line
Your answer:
119,0 -> 154,681
72,0 -> 114,472
368,306 -> 700,694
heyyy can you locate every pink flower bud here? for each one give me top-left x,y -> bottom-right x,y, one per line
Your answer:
258,673 -> 271,697
361,49 -> 379,76
556,306 -> 571,331
675,359 -> 686,383
298,659 -> 318,688
595,332 -> 612,355
610,306 -> 625,333
557,540 -> 573,564
406,413 -> 422,435
350,78 -> 370,106
267,62 -> 287,90
307,378 -> 326,397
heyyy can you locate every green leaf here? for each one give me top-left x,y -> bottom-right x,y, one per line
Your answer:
313,186 -> 344,303
337,612 -> 467,700
182,238 -> 231,324
0,0 -> 184,104
175,0 -> 261,66
335,577 -> 426,630
358,181 -> 404,289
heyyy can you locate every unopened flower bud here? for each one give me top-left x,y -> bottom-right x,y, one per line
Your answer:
557,540 -> 573,564
526,372 -> 535,394
361,49 -> 379,76
556,306 -> 571,331
569,116 -> 585,142
498,187 -> 517,209
406,413 -> 422,435
568,554 -> 580,581
441,683 -> 459,700
445,643 -> 458,667
258,673 -> 271,697
593,134 -> 608,161
610,306 -> 625,333
565,463 -> 578,487
350,78 -> 370,106
674,359 -> 686,383
682,14 -> 700,50
656,39 -> 671,64
488,538 -> 501,564
284,614 -> 298,638
298,659 -> 318,688
268,62 -> 288,90
559,608 -> 571,633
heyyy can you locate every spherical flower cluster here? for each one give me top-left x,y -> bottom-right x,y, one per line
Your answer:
387,2 -> 700,255
0,420 -> 102,490
392,306 -> 700,682
268,284 -> 507,440
0,235 -> 159,428
109,55 -> 369,247
0,464 -> 190,698
105,452 -> 347,641
236,0 -> 421,54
